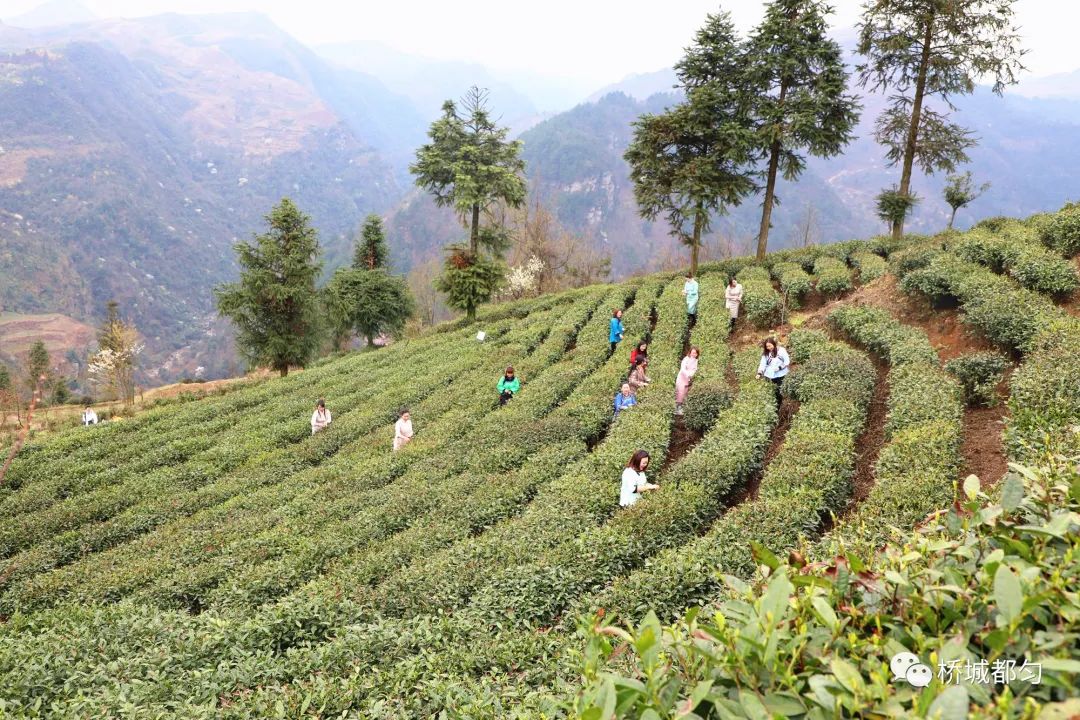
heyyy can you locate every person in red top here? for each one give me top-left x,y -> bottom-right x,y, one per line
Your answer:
629,341 -> 648,371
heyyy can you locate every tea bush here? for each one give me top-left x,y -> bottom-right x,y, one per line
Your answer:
945,352 -> 1010,407
771,261 -> 813,308
813,256 -> 853,296
735,266 -> 781,328
573,461 -> 1080,720
1035,202 -> 1080,256
953,224 -> 1079,296
851,250 -> 888,283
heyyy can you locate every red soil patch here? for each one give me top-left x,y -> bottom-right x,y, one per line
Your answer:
958,373 -> 1013,489
961,405 -> 1010,488
661,416 -> 703,474
849,358 -> 890,506
817,275 -> 998,360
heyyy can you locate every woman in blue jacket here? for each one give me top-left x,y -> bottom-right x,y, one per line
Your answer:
609,309 -> 625,356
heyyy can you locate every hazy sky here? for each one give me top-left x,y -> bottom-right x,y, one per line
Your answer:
5,0 -> 1078,86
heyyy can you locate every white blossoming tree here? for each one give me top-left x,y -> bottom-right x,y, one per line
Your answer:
501,255 -> 545,300
88,308 -> 142,405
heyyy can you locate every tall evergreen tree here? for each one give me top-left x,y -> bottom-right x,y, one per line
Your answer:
857,0 -> 1026,240
25,340 -> 51,398
0,367 -> 10,392
354,214 -> 390,270
326,215 -> 415,349
215,198 -> 323,377
745,0 -> 859,259
411,86 -> 527,320
624,12 -> 759,275
98,301 -> 122,353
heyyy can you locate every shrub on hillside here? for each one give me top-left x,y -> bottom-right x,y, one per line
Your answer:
735,267 -> 781,328
850,250 -> 888,283
573,460 -> 1080,720
889,243 -> 943,278
812,256 -> 852,296
771,262 -> 812,308
945,351 -> 1009,407
828,305 -> 938,367
1007,318 -> 1080,460
1037,202 -> 1080,257
954,225 -> 1080,296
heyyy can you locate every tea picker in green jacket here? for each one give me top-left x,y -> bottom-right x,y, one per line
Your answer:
682,273 -> 699,321
498,366 -> 520,406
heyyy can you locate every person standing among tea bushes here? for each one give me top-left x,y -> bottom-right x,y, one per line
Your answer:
675,346 -> 700,416
620,450 -> 658,507
82,406 -> 99,426
393,409 -> 414,451
683,273 -> 699,322
311,399 -> 332,434
609,309 -> 625,356
497,366 -> 520,406
629,341 -> 648,371
725,277 -> 743,332
756,337 -> 789,398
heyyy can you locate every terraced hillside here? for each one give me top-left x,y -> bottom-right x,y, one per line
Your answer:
0,207 -> 1078,718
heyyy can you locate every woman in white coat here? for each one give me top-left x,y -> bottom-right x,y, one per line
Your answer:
393,409 -> 414,451
725,277 -> 744,332
620,450 -> 658,507
310,399 -> 332,435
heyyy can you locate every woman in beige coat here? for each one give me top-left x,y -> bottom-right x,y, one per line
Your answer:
725,277 -> 743,332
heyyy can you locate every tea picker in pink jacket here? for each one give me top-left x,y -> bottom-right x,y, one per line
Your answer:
674,346 -> 700,416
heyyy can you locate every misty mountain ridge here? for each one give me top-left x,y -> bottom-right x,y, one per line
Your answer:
1,4 -> 1078,389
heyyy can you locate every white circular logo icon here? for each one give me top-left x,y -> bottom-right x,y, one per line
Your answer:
890,652 -> 921,681
906,663 -> 933,688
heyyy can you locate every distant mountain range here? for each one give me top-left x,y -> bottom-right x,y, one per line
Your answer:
0,11 -> 417,382
1,3 -> 1078,386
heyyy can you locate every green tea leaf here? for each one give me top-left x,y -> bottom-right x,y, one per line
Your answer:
993,565 -> 1023,626
830,657 -> 865,694
999,474 -> 1024,511
926,685 -> 969,720
751,540 -> 780,571
963,474 -> 980,500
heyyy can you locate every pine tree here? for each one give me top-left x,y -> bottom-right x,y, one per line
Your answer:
98,301 -> 121,353
0,367 -> 10,391
411,87 -> 527,320
25,340 -> 51,399
624,12 -> 759,275
215,198 -> 323,377
354,214 -> 390,270
326,215 -> 415,349
745,0 -> 859,259
857,0 -> 1026,240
